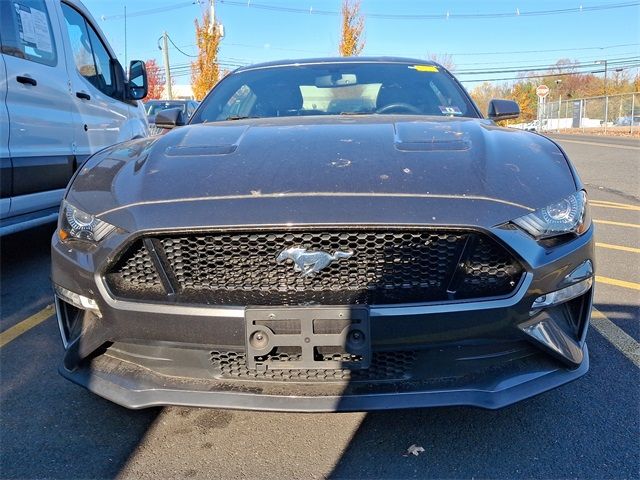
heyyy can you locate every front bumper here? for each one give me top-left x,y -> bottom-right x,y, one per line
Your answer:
52,223 -> 595,411
58,341 -> 589,411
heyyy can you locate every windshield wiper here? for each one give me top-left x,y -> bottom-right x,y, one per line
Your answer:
224,115 -> 262,121
338,111 -> 372,115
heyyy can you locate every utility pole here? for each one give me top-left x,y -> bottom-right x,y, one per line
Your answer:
209,0 -> 215,34
555,79 -> 562,132
124,6 -> 127,70
596,59 -> 608,132
162,32 -> 173,100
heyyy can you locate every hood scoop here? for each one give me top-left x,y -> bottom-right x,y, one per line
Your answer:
165,145 -> 237,156
394,121 -> 471,152
165,123 -> 250,157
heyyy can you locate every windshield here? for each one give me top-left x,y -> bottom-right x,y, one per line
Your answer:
191,62 -> 479,123
146,102 -> 187,116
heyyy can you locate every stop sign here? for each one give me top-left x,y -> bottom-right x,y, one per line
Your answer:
536,85 -> 550,98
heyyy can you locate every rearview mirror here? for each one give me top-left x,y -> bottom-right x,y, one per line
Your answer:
487,99 -> 520,121
155,107 -> 185,129
315,73 -> 357,88
127,60 -> 148,100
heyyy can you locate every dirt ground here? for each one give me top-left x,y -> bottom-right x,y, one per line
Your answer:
554,126 -> 640,138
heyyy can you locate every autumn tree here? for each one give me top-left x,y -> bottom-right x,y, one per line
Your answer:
339,0 -> 365,57
145,59 -> 164,100
470,81 -> 510,116
191,9 -> 223,101
510,81 -> 538,121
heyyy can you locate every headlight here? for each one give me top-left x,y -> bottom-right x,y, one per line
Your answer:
59,200 -> 116,242
513,191 -> 590,239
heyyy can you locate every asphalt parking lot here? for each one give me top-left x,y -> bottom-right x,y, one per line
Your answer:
1,134 -> 638,479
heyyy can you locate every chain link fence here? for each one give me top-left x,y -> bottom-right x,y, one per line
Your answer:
512,92 -> 640,135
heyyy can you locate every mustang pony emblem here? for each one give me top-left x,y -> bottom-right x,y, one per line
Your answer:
276,248 -> 353,277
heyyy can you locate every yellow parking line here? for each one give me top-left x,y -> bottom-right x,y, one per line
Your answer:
596,276 -> 640,291
593,219 -> 640,229
596,242 -> 640,254
0,305 -> 54,348
591,308 -> 640,368
590,202 -> 640,212
590,200 -> 640,209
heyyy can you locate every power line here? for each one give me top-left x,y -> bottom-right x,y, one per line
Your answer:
454,56 -> 640,75
166,34 -> 198,58
102,1 -> 200,20
454,51 -> 640,67
438,43 -> 640,57
459,63 -> 640,83
166,56 -> 639,76
218,0 -> 640,20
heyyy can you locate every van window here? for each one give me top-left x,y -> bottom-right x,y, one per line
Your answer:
0,0 -> 57,66
61,3 -> 116,98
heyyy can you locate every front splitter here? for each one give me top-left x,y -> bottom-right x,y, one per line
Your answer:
59,344 -> 589,412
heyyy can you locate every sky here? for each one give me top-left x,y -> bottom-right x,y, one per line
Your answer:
82,0 -> 640,89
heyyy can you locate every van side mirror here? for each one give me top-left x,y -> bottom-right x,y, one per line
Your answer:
155,107 -> 185,129
127,60 -> 148,100
487,99 -> 520,121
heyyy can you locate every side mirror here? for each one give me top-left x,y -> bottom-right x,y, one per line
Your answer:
155,107 -> 185,129
126,60 -> 148,100
487,99 -> 520,121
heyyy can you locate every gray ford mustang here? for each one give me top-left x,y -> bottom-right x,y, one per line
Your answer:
52,57 -> 594,411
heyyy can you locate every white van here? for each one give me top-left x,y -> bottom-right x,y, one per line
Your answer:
0,0 -> 149,235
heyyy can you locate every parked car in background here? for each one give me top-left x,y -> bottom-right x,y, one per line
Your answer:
145,100 -> 199,135
53,57 -> 594,412
614,115 -> 640,126
0,0 -> 149,236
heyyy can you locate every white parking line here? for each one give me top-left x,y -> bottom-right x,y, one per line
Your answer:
591,308 -> 640,368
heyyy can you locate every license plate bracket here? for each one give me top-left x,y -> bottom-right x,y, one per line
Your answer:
245,306 -> 370,371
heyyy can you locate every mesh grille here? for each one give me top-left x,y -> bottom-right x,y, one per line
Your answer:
107,242 -> 163,298
210,350 -> 416,382
458,236 -> 524,299
105,229 -> 524,305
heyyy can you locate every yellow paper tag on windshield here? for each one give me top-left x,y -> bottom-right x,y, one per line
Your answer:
411,65 -> 439,72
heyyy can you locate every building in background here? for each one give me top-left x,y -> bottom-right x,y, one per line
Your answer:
163,84 -> 195,100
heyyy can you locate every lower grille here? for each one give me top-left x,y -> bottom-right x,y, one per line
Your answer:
210,350 -> 416,382
105,228 -> 524,306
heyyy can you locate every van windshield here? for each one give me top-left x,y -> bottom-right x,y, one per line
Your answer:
191,62 -> 479,123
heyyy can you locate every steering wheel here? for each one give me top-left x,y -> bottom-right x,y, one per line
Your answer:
376,103 -> 422,114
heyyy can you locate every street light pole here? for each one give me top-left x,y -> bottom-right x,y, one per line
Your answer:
555,79 -> 562,132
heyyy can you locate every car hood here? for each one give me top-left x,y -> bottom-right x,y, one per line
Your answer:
67,115 -> 576,230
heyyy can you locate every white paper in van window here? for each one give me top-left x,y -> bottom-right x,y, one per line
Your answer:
31,8 -> 52,53
18,9 -> 37,45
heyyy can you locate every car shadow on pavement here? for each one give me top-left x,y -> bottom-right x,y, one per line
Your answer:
0,224 -> 160,479
0,306 -> 161,479
0,224 -> 58,329
327,323 -> 640,480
